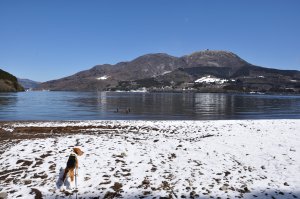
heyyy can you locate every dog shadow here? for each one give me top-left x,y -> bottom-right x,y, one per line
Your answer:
56,167 -> 71,189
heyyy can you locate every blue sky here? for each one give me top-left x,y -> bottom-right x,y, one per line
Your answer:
0,0 -> 300,82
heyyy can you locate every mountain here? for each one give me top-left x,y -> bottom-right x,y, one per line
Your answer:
17,78 -> 40,90
0,69 -> 24,92
37,50 -> 300,93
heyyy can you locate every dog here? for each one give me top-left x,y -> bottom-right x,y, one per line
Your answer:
62,147 -> 84,184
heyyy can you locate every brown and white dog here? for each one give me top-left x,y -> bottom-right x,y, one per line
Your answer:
62,147 -> 84,184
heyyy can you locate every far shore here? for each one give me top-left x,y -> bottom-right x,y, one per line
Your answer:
22,89 -> 300,95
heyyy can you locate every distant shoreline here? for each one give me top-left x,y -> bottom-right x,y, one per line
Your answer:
15,89 -> 300,95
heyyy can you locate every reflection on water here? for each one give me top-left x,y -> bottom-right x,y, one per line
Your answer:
0,93 -> 18,107
194,93 -> 228,117
0,91 -> 300,120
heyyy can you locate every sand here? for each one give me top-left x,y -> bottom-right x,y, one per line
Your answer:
0,120 -> 299,199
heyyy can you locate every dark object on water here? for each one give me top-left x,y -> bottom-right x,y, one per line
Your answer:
114,107 -> 131,114
124,107 -> 131,114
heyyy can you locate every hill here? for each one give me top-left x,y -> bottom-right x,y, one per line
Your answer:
37,50 -> 300,93
17,78 -> 40,90
0,69 -> 24,92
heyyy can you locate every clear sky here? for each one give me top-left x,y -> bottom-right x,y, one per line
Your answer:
0,0 -> 299,82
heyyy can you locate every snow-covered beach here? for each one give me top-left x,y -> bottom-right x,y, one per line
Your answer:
0,120 -> 299,199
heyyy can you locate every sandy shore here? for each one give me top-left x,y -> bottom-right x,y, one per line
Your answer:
0,120 -> 299,199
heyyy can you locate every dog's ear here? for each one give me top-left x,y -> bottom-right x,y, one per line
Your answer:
73,147 -> 84,156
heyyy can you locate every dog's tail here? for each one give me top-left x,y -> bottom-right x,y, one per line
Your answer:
62,167 -> 70,182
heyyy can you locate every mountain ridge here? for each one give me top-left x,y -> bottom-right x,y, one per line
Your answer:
37,50 -> 300,93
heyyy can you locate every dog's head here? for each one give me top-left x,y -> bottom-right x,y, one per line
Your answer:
73,147 -> 84,156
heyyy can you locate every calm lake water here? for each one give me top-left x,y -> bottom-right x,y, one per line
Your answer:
0,91 -> 300,120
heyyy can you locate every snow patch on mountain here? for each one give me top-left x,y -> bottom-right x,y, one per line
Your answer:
195,75 -> 228,84
96,75 -> 110,80
161,71 -> 172,75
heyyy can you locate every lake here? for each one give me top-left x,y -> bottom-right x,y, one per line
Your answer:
0,91 -> 300,120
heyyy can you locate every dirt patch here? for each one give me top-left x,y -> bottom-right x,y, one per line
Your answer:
32,158 -> 43,168
24,179 -> 32,185
0,124 -> 131,142
30,188 -> 43,199
0,168 -> 26,176
0,122 -> 161,142
139,178 -> 150,189
111,182 -> 123,192
0,174 -> 9,181
40,152 -> 52,159
33,173 -> 48,179
104,191 -> 122,199
99,180 -> 111,185
16,159 -> 33,167
49,164 -> 56,171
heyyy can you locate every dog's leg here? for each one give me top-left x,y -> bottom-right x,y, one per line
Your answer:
60,167 -> 70,191
68,168 -> 75,189
75,159 -> 79,176
69,168 -> 75,182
